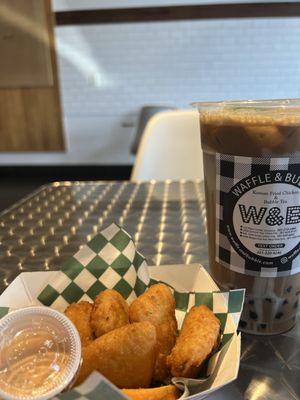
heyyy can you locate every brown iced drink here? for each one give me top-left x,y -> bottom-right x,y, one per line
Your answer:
197,100 -> 300,334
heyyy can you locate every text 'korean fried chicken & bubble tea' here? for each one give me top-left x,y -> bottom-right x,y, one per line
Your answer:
194,99 -> 300,334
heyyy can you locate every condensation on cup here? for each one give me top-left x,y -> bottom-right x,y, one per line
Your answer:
194,99 -> 300,334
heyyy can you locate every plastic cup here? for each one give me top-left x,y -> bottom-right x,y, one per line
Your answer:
194,99 -> 300,334
0,306 -> 81,399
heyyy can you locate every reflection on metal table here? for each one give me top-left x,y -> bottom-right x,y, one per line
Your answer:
0,181 -> 299,400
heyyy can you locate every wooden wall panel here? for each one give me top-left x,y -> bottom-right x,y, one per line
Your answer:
0,0 -> 53,88
0,0 -> 65,152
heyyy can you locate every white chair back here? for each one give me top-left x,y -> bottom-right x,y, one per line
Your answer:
131,110 -> 203,181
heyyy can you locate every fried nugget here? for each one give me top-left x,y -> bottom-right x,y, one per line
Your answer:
64,301 -> 93,346
90,289 -> 129,337
129,283 -> 177,382
167,305 -> 220,378
122,385 -> 180,400
76,321 -> 157,388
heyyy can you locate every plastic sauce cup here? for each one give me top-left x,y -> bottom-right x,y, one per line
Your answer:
0,306 -> 81,400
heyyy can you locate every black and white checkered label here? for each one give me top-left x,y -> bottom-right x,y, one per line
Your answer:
216,154 -> 300,277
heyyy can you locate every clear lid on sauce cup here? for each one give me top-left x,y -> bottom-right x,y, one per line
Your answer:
0,306 -> 81,400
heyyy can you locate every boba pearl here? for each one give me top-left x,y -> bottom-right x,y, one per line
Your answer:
249,311 -> 258,320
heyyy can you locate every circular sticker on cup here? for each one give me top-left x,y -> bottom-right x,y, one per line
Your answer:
216,154 -> 300,277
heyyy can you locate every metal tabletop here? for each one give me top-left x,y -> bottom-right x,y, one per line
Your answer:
0,181 -> 299,400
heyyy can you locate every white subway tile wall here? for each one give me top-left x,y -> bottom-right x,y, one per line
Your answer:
57,18 -> 300,116
1,17 -> 300,165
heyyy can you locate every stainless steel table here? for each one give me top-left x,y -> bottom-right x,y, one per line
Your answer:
0,181 -> 299,399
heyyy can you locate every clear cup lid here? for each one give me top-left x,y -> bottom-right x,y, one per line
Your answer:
0,306 -> 81,400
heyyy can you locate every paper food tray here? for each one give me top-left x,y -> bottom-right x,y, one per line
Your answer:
0,223 -> 244,400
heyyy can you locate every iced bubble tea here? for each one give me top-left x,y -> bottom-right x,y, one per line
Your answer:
195,100 -> 300,334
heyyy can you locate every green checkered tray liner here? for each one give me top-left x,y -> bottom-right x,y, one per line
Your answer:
38,223 -> 150,309
36,223 -> 244,348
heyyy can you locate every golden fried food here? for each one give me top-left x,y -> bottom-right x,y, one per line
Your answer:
76,321 -> 157,388
122,385 -> 180,400
129,283 -> 177,382
90,289 -> 129,337
64,301 -> 94,346
167,305 -> 220,378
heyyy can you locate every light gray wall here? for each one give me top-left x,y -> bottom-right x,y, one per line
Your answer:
1,3 -> 300,165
